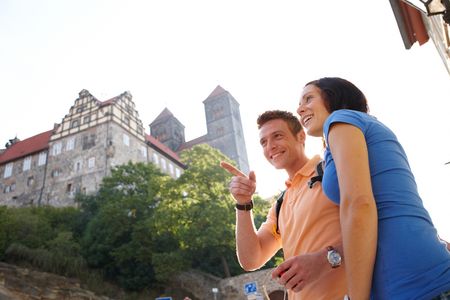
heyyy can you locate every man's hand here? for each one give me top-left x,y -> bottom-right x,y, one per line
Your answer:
220,161 -> 256,204
271,251 -> 328,293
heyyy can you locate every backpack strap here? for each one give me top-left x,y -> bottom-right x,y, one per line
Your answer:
275,160 -> 324,234
308,160 -> 324,189
275,190 -> 286,234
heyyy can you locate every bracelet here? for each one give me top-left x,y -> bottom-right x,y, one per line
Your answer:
235,201 -> 253,211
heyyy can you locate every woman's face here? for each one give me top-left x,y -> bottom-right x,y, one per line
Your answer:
297,84 -> 330,137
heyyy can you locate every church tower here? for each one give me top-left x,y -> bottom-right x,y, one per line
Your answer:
203,86 -> 249,174
150,108 -> 185,152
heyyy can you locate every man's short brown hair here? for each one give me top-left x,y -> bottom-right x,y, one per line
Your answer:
257,110 -> 303,136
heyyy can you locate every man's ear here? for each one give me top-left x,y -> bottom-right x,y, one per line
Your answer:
297,130 -> 306,145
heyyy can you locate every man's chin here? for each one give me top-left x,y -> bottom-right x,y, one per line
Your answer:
271,162 -> 284,170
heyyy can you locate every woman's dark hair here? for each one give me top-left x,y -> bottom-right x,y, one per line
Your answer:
305,77 -> 369,113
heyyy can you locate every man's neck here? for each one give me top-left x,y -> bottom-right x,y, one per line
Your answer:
286,155 -> 309,180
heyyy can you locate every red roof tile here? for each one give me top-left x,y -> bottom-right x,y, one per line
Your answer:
0,130 -> 53,165
145,134 -> 183,165
98,97 -> 117,107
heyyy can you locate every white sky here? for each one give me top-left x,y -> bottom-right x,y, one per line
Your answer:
1,0 -> 449,239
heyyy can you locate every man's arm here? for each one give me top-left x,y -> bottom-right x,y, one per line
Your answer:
221,161 -> 280,270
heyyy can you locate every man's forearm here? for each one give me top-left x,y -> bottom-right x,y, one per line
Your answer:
235,210 -> 265,270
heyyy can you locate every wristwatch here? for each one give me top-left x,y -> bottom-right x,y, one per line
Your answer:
327,246 -> 342,268
235,200 -> 253,211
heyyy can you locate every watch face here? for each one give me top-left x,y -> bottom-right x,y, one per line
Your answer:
328,250 -> 342,267
330,252 -> 341,263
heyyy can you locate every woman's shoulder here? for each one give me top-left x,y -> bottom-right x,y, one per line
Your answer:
326,109 -> 371,127
329,109 -> 368,119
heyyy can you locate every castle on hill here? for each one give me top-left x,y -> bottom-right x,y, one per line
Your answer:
0,85 -> 249,206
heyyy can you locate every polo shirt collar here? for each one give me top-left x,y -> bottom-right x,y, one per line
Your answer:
285,155 -> 322,188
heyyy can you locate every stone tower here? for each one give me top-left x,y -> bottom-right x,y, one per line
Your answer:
203,86 -> 249,174
150,108 -> 186,152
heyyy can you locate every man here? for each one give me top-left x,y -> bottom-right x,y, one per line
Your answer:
221,110 -> 347,299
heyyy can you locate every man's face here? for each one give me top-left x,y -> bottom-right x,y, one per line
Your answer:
259,119 -> 304,170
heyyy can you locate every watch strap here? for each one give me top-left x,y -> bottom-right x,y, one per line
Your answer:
235,201 -> 253,211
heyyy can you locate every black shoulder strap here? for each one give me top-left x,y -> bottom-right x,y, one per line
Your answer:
308,160 -> 324,189
275,160 -> 324,234
275,190 -> 286,234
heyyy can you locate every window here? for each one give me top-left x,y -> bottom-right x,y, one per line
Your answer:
140,146 -> 147,158
161,158 -> 167,171
123,116 -> 130,126
152,153 -> 159,165
71,120 -> 79,128
66,138 -> 75,151
3,163 -> 13,178
75,160 -> 82,172
23,156 -> 32,171
52,142 -> 62,156
82,134 -> 96,150
4,183 -> 16,193
88,157 -> 95,169
76,107 -> 84,113
66,183 -> 72,193
123,134 -> 130,146
216,126 -> 225,136
126,104 -> 133,114
83,116 -> 90,124
27,176 -> 34,187
38,152 -> 47,166
175,168 -> 181,178
51,169 -> 60,177
169,163 -> 174,175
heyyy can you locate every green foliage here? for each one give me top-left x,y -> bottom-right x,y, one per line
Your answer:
5,231 -> 86,277
152,250 -> 188,282
0,146 -> 268,293
80,162 -> 170,290
154,144 -> 240,278
0,207 -> 53,259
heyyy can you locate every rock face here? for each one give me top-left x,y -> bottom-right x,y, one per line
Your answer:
0,262 -> 285,300
0,262 -> 111,300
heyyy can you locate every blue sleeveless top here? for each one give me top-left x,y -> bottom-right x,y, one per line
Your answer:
322,109 -> 450,300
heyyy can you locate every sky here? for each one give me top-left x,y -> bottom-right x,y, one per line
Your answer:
1,0 -> 450,239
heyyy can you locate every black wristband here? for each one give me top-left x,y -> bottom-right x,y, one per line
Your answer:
235,201 -> 253,211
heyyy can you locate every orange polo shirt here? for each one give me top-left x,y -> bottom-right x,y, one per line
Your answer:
259,155 -> 347,300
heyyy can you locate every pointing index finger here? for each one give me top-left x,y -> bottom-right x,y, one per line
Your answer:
220,161 -> 247,177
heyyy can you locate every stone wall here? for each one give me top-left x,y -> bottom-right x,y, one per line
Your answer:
172,268 -> 285,300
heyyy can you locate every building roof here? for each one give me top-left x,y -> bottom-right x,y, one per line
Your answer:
145,134 -> 184,166
203,85 -> 227,103
389,0 -> 429,49
150,108 -> 174,125
0,130 -> 53,165
177,135 -> 208,151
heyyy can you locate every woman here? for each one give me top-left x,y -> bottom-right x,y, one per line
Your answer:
297,77 -> 450,299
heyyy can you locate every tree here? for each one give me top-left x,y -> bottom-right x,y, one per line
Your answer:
154,145 -> 242,278
80,162 -> 170,290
